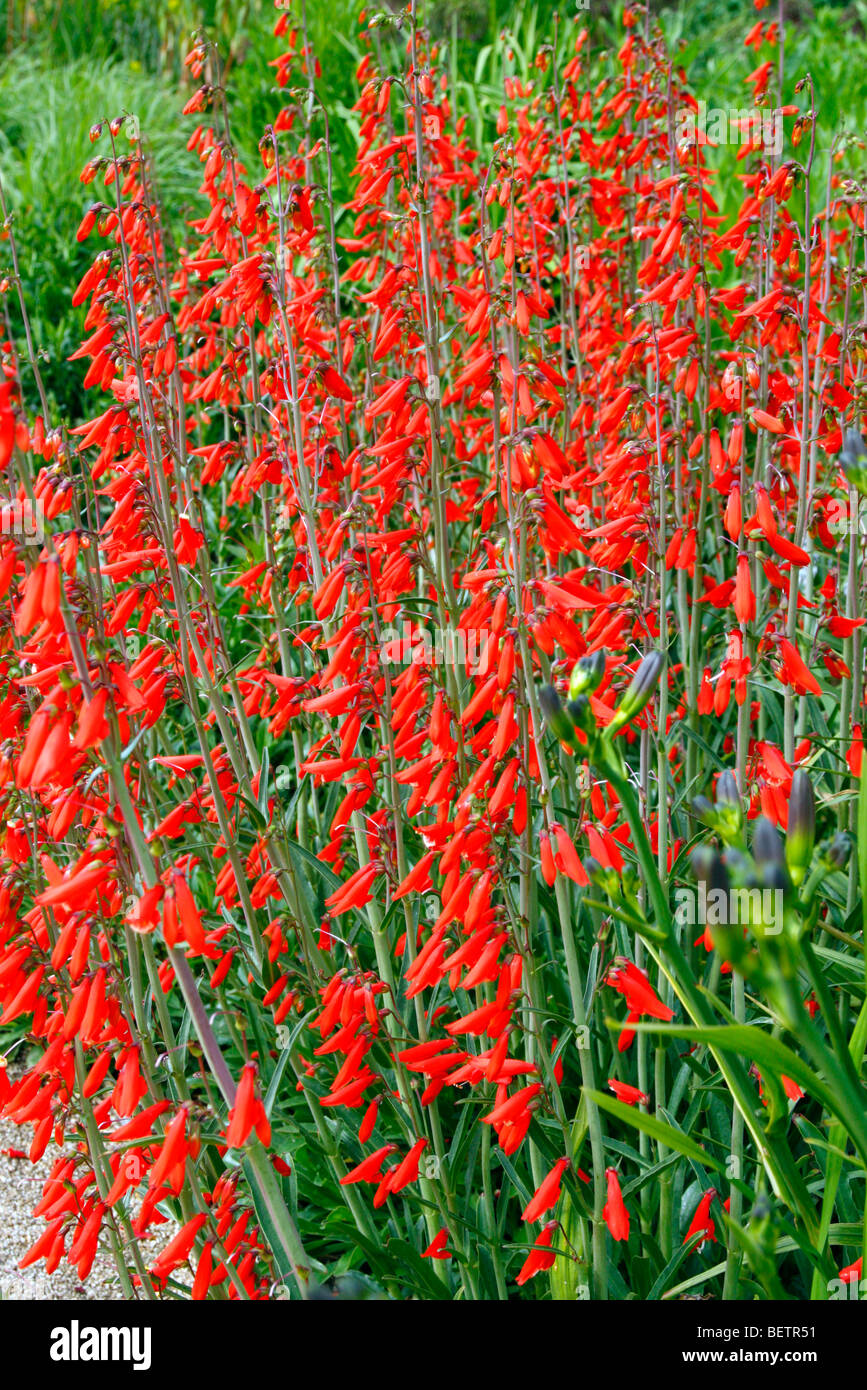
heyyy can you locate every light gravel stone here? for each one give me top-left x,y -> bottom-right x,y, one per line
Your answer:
0,1113 -> 125,1300
0,1078 -> 185,1301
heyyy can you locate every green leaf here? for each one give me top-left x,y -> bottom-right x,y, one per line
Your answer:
626,1021 -> 866,1156
584,1089 -> 723,1171
646,1232 -> 712,1301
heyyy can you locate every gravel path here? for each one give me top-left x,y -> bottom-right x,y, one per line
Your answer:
0,1113 -> 126,1300
0,1058 -> 191,1303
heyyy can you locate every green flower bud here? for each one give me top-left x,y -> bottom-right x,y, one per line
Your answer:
758,860 -> 793,907
723,847 -> 751,881
712,770 -> 744,841
607,650 -> 665,735
785,770 -> 815,886
584,856 -> 618,896
690,844 -> 716,884
539,684 -> 577,746
569,648 -> 607,701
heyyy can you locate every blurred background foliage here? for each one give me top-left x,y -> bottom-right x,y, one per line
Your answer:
1,0 -> 866,420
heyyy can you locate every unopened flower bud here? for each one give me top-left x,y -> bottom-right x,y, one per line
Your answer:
826,832 -> 851,870
691,845 -> 731,897
539,685 -> 576,746
758,861 -> 792,900
569,648 -> 606,700
582,855 -> 604,884
566,695 -> 595,736
752,816 -> 785,870
785,770 -> 815,886
715,771 -> 740,809
713,770 -> 744,840
607,650 -> 665,735
723,847 -> 751,881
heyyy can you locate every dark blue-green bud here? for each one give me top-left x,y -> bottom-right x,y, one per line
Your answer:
753,816 -> 785,870
716,771 -> 740,807
785,770 -> 815,886
826,832 -> 852,869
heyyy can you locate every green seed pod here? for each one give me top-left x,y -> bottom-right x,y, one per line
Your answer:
785,770 -> 815,886
569,648 -> 607,701
607,650 -> 665,735
539,684 -> 577,746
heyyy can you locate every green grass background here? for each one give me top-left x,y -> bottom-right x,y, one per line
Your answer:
1,0 -> 866,420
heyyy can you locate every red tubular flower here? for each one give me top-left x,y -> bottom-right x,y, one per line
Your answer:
734,554 -> 755,624
522,1158 -> 570,1223
148,1107 -> 189,1191
150,1213 -> 208,1280
172,872 -> 206,953
72,688 -> 109,749
339,1143 -> 397,1186
226,1064 -> 257,1149
422,1229 -> 451,1260
777,638 -> 822,696
515,1221 -> 558,1284
18,1216 -> 65,1270
2,3 -> 864,1305
390,1137 -> 428,1193
683,1189 -> 717,1248
608,1079 -> 649,1106
839,1257 -> 863,1285
603,1168 -> 630,1242
192,1241 -> 214,1300
608,959 -> 674,1022
481,1082 -> 542,1127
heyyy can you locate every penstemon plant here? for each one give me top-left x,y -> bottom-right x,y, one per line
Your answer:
0,0 -> 865,1303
